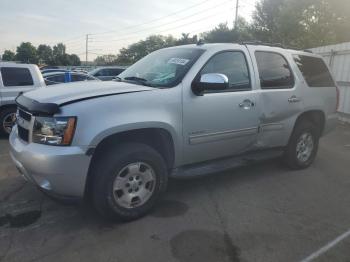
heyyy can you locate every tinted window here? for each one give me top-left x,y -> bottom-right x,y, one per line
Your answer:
45,74 -> 65,85
200,51 -> 251,91
255,52 -> 294,89
1,67 -> 34,87
293,55 -> 335,87
71,74 -> 87,81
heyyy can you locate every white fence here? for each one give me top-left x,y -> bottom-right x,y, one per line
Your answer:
311,42 -> 350,122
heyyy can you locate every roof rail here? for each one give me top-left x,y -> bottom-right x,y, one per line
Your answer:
240,41 -> 284,48
303,49 -> 313,53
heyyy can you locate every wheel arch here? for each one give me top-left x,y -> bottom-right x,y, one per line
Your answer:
293,110 -> 326,138
84,127 -> 176,198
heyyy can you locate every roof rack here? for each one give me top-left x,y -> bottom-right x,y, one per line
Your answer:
240,41 -> 284,48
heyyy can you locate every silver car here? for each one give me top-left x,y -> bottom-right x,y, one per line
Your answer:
9,43 -> 338,220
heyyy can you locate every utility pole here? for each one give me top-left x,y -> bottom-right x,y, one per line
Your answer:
234,0 -> 239,30
85,34 -> 89,65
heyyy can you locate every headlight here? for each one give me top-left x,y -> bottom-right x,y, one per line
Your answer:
32,117 -> 77,146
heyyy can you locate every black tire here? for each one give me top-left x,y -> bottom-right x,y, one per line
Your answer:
0,107 -> 17,136
92,143 -> 168,221
284,121 -> 320,170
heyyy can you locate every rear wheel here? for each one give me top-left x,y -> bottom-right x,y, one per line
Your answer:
284,121 -> 320,169
92,143 -> 168,221
0,107 -> 17,136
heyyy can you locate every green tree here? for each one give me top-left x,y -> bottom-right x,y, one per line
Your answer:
94,54 -> 118,65
116,35 -> 177,65
202,21 -> 252,43
176,33 -> 198,45
251,0 -> 350,48
1,50 -> 16,61
37,44 -> 53,65
67,54 -> 81,66
15,42 -> 38,63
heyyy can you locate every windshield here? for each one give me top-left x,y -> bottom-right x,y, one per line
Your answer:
118,47 -> 205,87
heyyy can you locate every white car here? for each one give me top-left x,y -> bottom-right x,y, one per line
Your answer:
0,62 -> 45,135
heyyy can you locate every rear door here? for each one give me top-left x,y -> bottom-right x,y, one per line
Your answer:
0,67 -> 36,105
246,46 -> 304,147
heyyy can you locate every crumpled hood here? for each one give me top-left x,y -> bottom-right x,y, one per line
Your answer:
24,81 -> 155,105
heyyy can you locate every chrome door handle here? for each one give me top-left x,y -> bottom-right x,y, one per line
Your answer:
288,96 -> 301,103
239,99 -> 255,109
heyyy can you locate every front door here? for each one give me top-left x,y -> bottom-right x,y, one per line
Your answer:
182,49 -> 260,164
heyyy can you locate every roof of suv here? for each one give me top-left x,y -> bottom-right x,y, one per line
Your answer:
165,43 -> 317,57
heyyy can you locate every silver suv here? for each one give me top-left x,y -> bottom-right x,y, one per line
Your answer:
9,43 -> 338,220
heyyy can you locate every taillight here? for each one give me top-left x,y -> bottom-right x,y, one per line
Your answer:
335,85 -> 340,112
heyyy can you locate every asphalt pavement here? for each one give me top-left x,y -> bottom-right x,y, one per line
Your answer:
1,123 -> 350,262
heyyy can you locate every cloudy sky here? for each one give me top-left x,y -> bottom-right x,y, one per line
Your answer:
0,0 -> 258,61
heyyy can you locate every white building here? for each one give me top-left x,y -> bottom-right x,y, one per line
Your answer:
311,42 -> 350,122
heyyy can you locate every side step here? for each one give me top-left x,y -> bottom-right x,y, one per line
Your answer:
170,149 -> 284,179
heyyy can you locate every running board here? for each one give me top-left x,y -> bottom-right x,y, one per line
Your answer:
170,149 -> 284,179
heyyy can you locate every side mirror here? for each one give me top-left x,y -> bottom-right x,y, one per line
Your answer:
192,73 -> 229,95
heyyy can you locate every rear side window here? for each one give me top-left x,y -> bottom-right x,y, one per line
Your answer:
293,55 -> 335,87
1,67 -> 34,87
255,51 -> 294,89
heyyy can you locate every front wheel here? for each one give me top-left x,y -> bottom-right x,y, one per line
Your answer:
0,107 -> 17,136
92,143 -> 168,221
284,121 -> 320,170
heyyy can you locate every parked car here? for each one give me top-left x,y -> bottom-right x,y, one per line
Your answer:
10,43 -> 338,221
89,66 -> 126,81
0,62 -> 45,135
41,69 -> 69,75
43,71 -> 100,85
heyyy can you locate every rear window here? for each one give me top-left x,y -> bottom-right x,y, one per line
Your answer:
1,67 -> 34,87
293,55 -> 335,87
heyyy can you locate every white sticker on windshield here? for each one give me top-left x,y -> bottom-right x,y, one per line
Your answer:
167,58 -> 190,65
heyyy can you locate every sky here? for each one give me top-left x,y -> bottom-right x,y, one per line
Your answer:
0,0 -> 258,61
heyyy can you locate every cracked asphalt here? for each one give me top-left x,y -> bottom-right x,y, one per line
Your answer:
1,123 -> 350,262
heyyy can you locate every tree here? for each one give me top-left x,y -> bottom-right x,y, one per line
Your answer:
94,54 -> 118,65
176,33 -> 198,45
15,42 -> 38,63
116,35 -> 178,65
251,0 -> 350,48
201,20 -> 253,44
67,54 -> 81,66
37,44 -> 53,65
1,50 -> 16,61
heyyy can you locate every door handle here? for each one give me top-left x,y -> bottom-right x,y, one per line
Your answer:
239,99 -> 255,109
288,96 -> 301,103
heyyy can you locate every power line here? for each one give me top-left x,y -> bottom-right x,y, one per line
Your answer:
91,0 -> 231,42
90,0 -> 213,36
88,8 -> 233,47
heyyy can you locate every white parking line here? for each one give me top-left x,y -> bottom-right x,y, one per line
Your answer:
300,229 -> 350,262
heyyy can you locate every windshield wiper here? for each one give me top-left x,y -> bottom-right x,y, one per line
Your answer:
123,76 -> 157,87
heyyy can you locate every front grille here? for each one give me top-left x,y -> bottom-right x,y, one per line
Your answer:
18,125 -> 29,142
18,108 -> 32,121
17,108 -> 32,142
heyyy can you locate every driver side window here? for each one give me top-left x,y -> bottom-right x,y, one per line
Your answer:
200,51 -> 251,92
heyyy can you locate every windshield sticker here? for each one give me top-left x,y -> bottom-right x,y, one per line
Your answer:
167,58 -> 190,65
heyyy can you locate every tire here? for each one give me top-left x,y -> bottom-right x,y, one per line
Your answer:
92,143 -> 168,221
284,121 -> 320,170
0,107 -> 17,136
